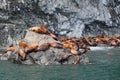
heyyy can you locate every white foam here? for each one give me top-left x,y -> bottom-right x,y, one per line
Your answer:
90,46 -> 114,51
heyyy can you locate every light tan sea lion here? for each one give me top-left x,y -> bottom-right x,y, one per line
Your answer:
49,42 -> 63,48
29,24 -> 58,40
108,39 -> 118,47
72,56 -> 80,64
18,48 -> 26,60
6,46 -> 16,52
28,24 -> 49,34
70,49 -> 80,55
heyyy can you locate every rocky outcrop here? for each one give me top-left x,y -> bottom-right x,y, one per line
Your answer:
1,25 -> 120,65
0,30 -> 89,65
0,0 -> 120,47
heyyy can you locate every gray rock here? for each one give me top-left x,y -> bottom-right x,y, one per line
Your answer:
0,51 -> 14,60
0,0 -> 120,47
23,31 -> 78,65
24,31 -> 59,44
29,47 -> 68,65
0,30 -> 91,65
0,23 -> 26,47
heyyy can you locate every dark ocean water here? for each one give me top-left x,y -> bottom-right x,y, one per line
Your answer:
0,48 -> 120,80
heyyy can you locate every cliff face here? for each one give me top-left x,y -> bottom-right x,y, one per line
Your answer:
0,0 -> 120,47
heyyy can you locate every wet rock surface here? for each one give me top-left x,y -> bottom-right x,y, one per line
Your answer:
0,0 -> 120,47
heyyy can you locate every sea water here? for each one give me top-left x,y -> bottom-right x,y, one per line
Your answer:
0,48 -> 120,80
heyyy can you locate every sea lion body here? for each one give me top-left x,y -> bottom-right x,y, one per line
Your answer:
18,41 -> 29,48
25,43 -> 39,53
36,43 -> 50,51
18,48 -> 26,60
49,42 -> 63,48
6,46 -> 16,52
72,56 -> 80,64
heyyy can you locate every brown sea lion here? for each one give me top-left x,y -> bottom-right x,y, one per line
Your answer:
97,35 -> 110,43
69,37 -> 80,42
70,41 -> 79,50
41,24 -> 58,40
18,41 -> 39,53
56,53 -> 72,64
95,37 -> 109,44
28,27 -> 40,33
60,37 -> 67,42
95,37 -> 102,44
25,43 -> 39,53
116,39 -> 120,44
111,35 -> 120,39
78,42 -> 88,49
40,25 -> 59,40
28,24 -> 49,34
97,35 -> 106,38
49,33 -> 59,40
108,38 -> 118,47
62,42 -> 72,49
18,41 -> 29,48
80,48 -> 90,54
100,37 -> 109,43
84,37 -> 97,46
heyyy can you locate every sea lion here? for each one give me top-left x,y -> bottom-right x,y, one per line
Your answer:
25,43 -> 39,53
49,33 -> 59,40
41,25 -> 59,40
18,41 -> 39,53
108,38 -> 119,47
18,41 -> 29,48
95,37 -> 102,44
72,56 -> 80,64
36,43 -> 50,51
69,37 -> 80,42
28,26 -> 40,33
95,35 -> 110,44
49,42 -> 63,48
29,24 -> 58,40
111,35 -> 120,39
84,37 -> 92,45
78,43 -> 88,49
60,37 -> 67,42
80,48 -> 90,54
70,49 -> 80,55
61,42 -> 72,49
28,24 -> 50,34
100,37 -> 109,43
70,41 -> 79,50
18,48 -> 26,60
56,53 -> 72,64
6,46 -> 16,52
116,38 -> 120,44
